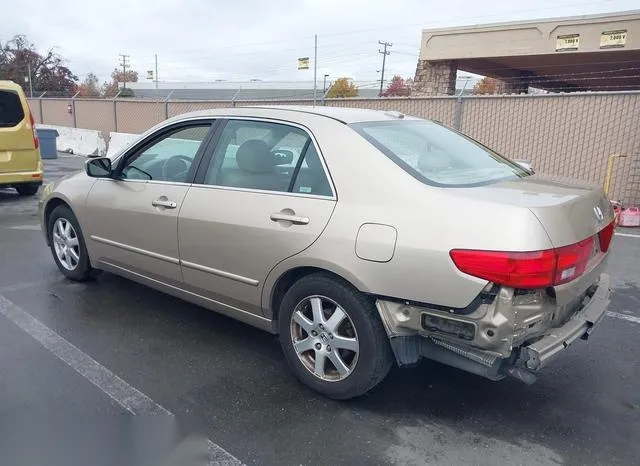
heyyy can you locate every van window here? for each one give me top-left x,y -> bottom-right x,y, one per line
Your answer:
0,90 -> 25,128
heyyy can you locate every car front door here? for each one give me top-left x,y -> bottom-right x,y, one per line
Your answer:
178,118 -> 337,316
85,122 -> 214,285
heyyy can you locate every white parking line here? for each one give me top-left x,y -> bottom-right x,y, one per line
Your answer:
0,294 -> 243,466
607,311 -> 640,325
615,232 -> 640,238
8,224 -> 41,231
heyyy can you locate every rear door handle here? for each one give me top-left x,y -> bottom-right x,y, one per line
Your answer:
270,212 -> 309,225
152,199 -> 177,209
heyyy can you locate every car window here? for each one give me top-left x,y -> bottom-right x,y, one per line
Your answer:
350,120 -> 530,187
204,119 -> 332,196
119,125 -> 210,183
0,90 -> 25,128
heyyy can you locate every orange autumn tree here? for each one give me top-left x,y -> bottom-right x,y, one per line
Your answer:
473,76 -> 499,95
327,77 -> 358,98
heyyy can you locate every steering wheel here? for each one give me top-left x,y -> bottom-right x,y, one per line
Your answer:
161,155 -> 192,182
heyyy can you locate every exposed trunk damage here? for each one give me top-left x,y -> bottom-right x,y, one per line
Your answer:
378,178 -> 614,384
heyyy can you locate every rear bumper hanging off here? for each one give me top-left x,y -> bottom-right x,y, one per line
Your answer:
520,273 -> 611,371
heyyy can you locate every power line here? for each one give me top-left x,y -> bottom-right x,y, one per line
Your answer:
378,41 -> 392,97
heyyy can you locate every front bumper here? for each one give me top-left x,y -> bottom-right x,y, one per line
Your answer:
520,273 -> 610,370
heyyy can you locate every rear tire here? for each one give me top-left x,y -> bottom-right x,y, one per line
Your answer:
278,273 -> 393,400
48,205 -> 95,281
15,183 -> 40,196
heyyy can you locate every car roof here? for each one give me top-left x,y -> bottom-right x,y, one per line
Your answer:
171,105 -> 422,125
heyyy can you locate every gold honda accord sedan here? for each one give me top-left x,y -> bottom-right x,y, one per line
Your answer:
39,106 -> 614,399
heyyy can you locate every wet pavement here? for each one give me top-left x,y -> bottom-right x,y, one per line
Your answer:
0,156 -> 639,465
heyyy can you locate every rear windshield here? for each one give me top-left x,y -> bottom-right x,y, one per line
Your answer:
0,90 -> 25,128
350,120 -> 530,187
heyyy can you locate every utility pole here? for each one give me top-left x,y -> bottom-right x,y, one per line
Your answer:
119,53 -> 130,88
378,40 -> 392,97
313,34 -> 318,106
155,54 -> 158,89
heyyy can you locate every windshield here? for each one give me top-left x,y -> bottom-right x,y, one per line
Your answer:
350,120 -> 530,187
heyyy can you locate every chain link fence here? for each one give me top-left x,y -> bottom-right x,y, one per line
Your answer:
28,92 -> 640,204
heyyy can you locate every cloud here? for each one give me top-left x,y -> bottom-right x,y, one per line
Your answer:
2,0 -> 636,83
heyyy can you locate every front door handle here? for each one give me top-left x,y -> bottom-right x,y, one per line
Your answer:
270,212 -> 309,225
152,198 -> 177,209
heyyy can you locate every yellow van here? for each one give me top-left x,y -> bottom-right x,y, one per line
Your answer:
0,80 -> 43,196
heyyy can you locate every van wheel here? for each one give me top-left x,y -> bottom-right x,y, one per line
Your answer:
15,183 -> 40,196
48,205 -> 95,281
278,274 -> 393,400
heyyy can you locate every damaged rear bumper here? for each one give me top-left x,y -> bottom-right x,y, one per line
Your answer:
520,273 -> 610,371
379,273 -> 611,383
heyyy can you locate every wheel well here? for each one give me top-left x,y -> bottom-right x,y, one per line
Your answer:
43,198 -> 70,242
270,266 -> 361,322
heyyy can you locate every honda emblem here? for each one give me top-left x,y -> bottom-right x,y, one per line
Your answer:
594,206 -> 604,222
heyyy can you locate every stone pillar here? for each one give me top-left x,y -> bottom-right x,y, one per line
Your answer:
412,60 -> 457,96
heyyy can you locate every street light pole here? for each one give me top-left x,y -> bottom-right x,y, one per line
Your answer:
27,63 -> 33,98
313,34 -> 318,106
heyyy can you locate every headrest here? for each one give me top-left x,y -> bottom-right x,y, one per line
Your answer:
418,149 -> 451,173
236,140 -> 274,174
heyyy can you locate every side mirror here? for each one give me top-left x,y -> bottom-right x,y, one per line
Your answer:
85,157 -> 112,178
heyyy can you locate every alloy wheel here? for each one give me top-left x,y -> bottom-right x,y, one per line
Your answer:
290,295 -> 359,382
52,218 -> 80,271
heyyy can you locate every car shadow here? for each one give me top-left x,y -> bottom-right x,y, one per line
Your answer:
32,270 -> 626,464
0,188 -> 22,202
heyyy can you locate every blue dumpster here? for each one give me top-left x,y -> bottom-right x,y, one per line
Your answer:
36,128 -> 59,159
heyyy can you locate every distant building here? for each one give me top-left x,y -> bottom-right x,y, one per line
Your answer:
125,81 -> 381,100
414,10 -> 640,95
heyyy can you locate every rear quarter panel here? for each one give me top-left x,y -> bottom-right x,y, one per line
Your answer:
262,118 -> 554,315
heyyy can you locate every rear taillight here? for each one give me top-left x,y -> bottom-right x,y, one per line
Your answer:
598,221 -> 615,253
29,110 -> 39,149
450,249 -> 557,289
451,223 -> 613,289
553,237 -> 593,285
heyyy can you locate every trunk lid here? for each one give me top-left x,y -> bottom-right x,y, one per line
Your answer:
451,174 -> 614,306
454,174 -> 614,247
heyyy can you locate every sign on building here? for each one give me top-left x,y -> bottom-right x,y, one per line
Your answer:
556,34 -> 580,51
600,30 -> 627,48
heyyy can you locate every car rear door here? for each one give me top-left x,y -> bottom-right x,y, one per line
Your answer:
178,118 -> 336,317
0,86 -> 39,173
84,121 -> 215,285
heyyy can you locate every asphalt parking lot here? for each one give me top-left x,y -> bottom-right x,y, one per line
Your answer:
1,156 -> 639,466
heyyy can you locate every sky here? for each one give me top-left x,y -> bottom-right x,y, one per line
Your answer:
2,0 -> 638,87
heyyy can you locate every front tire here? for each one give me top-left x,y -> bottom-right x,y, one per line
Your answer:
48,205 -> 94,281
278,274 -> 393,400
15,183 -> 40,196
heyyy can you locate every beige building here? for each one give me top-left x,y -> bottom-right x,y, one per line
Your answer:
414,10 -> 640,95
